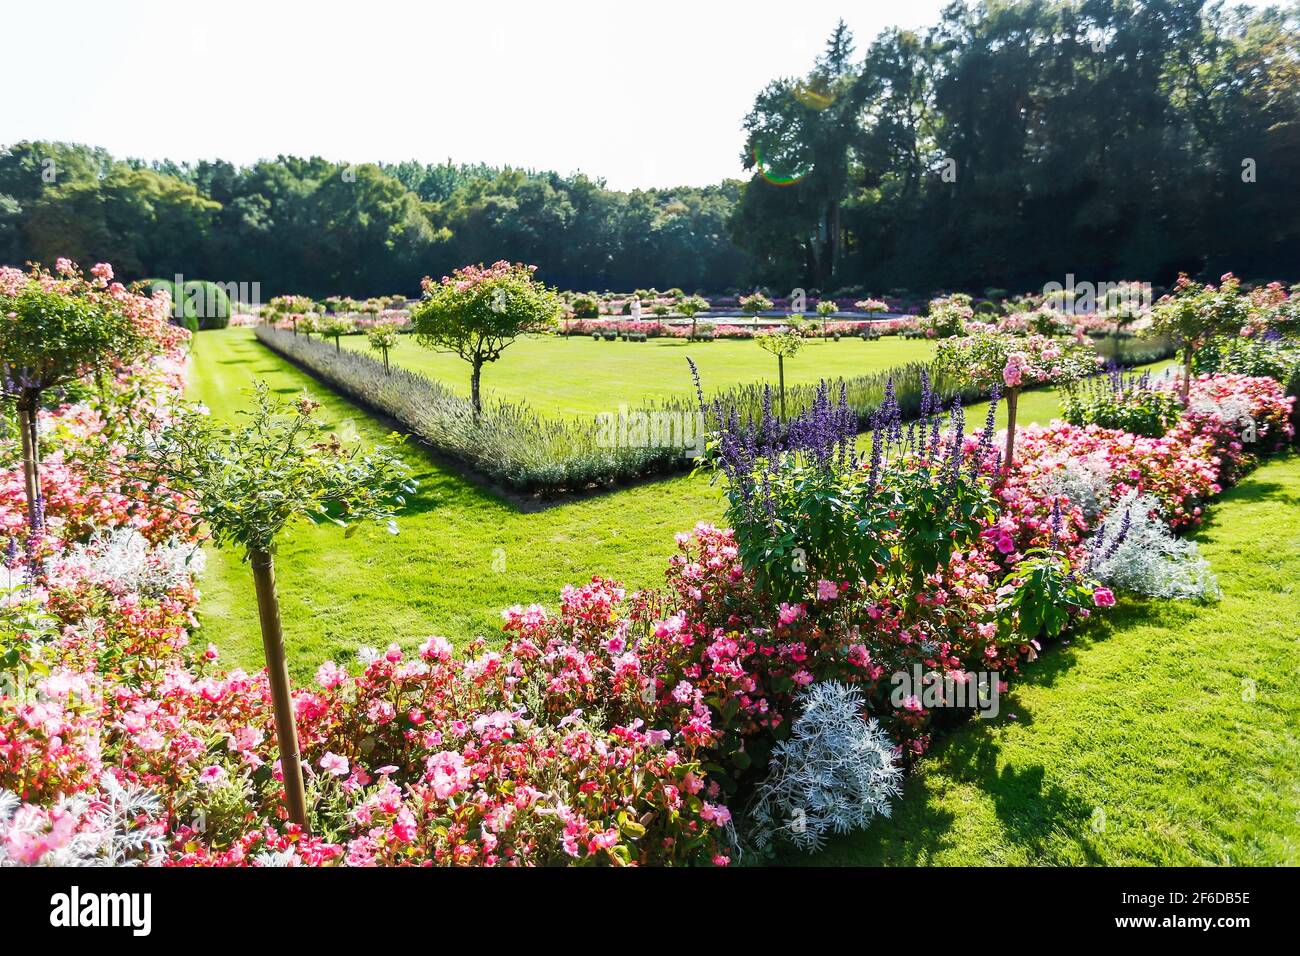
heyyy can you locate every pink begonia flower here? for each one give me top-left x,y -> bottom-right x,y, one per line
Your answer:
1092,588 -> 1116,607
320,752 -> 349,777
425,751 -> 470,799
816,579 -> 839,601
135,729 -> 166,752
700,802 -> 732,826
315,660 -> 347,689
392,808 -> 418,843
777,602 -> 805,626
230,726 -> 264,751
418,635 -> 453,661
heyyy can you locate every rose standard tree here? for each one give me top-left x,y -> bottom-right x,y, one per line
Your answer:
1149,273 -> 1251,402
936,330 -> 1100,472
756,326 -> 805,421
366,320 -> 401,373
815,298 -> 837,337
411,262 -> 562,416
677,294 -> 710,340
0,259 -> 170,532
115,384 -> 414,829
318,314 -> 354,353
740,292 -> 774,328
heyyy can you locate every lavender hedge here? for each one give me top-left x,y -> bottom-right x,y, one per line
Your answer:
253,326 -> 1176,496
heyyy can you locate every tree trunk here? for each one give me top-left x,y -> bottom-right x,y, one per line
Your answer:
249,547 -> 310,832
1003,387 -> 1019,475
470,360 -> 483,416
778,355 -> 787,422
382,349 -> 390,374
17,400 -> 41,530
1181,345 -> 1193,404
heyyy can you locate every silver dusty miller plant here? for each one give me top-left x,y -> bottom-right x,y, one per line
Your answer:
1035,451 -> 1113,522
749,681 -> 902,853
60,528 -> 204,600
1087,491 -> 1221,601
0,773 -> 164,867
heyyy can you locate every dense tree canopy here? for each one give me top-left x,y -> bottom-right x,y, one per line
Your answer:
736,0 -> 1300,293
1,1 -> 1295,298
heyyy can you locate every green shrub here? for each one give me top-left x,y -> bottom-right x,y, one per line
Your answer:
1195,336 -> 1300,396
1061,371 -> 1183,437
570,293 -> 600,318
172,279 -> 232,330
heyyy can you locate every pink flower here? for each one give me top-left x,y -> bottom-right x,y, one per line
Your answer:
315,660 -> 347,689
320,752 -> 349,777
700,802 -> 732,826
816,579 -> 839,601
425,751 -> 470,799
1003,357 -> 1025,388
778,602 -> 805,626
1092,587 -> 1116,608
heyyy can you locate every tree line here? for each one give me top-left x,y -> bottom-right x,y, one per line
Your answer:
0,145 -> 747,298
1,0 -> 1296,299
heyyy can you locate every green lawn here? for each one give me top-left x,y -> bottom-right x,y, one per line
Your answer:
337,330 -> 939,417
807,452 -> 1300,866
189,329 -> 725,680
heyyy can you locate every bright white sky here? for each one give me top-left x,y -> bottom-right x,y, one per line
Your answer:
1,0 -> 1281,190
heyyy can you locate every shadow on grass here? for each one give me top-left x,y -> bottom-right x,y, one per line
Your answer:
794,728 -> 1102,866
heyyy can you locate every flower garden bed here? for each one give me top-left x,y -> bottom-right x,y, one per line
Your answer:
2,341 -> 1293,863
3,262 -> 1297,866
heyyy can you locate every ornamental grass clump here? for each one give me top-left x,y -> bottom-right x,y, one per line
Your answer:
748,682 -> 902,854
1086,491 -> 1221,601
